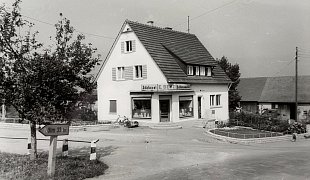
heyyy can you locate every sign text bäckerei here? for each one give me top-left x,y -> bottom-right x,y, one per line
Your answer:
141,84 -> 191,91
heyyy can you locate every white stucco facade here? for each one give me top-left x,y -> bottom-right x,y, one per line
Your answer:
97,23 -> 229,124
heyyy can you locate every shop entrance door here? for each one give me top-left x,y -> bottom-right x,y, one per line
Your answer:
160,100 -> 170,122
198,97 -> 202,119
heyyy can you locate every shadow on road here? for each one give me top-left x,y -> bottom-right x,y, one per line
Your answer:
68,145 -> 118,159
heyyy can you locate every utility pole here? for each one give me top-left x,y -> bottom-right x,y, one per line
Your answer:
187,16 -> 190,33
295,47 -> 298,122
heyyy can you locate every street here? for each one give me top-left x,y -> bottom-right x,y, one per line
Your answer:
1,121 -> 310,180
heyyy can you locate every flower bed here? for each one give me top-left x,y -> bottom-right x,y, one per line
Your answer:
210,127 -> 284,139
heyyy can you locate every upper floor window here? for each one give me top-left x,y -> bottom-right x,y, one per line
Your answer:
126,41 -> 132,52
121,40 -> 136,53
117,67 -> 125,80
206,67 -> 212,77
187,65 -> 212,76
187,65 -> 193,75
200,66 -> 205,76
134,65 -> 143,79
194,66 -> 200,75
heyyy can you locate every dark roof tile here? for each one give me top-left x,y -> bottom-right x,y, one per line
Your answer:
239,76 -> 310,103
127,20 -> 229,83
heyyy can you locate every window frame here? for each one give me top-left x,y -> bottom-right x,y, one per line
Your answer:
179,96 -> 194,118
194,66 -> 200,76
200,66 -> 206,76
210,95 -> 215,107
132,98 -> 152,119
116,67 -> 125,80
206,67 -> 212,77
210,94 -> 222,108
187,65 -> 193,75
134,65 -> 143,79
109,100 -> 117,114
216,94 -> 221,106
125,40 -> 133,52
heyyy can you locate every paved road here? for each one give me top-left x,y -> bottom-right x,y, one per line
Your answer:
1,122 -> 310,180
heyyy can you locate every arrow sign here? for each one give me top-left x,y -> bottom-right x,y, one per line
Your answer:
39,124 -> 69,136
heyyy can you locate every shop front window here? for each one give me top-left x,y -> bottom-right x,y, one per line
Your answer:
179,96 -> 193,118
132,98 -> 151,119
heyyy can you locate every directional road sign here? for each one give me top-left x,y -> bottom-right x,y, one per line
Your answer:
39,124 -> 69,136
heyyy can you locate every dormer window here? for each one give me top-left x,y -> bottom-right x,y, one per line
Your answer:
200,66 -> 205,76
187,65 -> 212,76
194,66 -> 200,75
206,67 -> 212,77
187,65 -> 193,75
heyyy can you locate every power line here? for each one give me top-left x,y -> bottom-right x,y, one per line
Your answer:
173,0 -> 239,28
22,14 -> 115,40
273,58 -> 295,77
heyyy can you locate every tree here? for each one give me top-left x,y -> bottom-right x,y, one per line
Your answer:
0,0 -> 100,159
217,56 -> 241,112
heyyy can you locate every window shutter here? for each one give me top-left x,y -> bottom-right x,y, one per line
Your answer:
121,42 -> 124,53
132,40 -> 136,52
125,66 -> 133,80
112,67 -> 116,81
142,65 -> 147,79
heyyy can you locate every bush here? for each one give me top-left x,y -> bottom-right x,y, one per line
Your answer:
229,111 -> 291,133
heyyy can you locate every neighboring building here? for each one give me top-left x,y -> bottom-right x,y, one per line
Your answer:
96,20 -> 230,124
238,76 -> 310,121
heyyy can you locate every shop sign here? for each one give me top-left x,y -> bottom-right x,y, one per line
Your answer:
141,84 -> 191,91
141,84 -> 158,91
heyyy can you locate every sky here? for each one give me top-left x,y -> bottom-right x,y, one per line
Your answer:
2,0 -> 310,78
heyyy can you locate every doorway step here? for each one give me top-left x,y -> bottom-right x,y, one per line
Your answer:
149,122 -> 182,130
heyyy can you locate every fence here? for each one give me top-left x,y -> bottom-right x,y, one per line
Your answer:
0,136 -> 99,160
211,129 -> 284,139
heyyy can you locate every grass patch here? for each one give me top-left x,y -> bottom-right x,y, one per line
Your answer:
0,152 -> 108,180
210,127 -> 284,139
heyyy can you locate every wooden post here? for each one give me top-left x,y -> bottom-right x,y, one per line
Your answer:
1,101 -> 5,120
27,137 -> 31,155
62,139 -> 68,157
47,135 -> 58,177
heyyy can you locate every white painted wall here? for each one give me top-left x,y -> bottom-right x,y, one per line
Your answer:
97,23 -> 167,122
97,23 -> 229,124
191,84 -> 229,122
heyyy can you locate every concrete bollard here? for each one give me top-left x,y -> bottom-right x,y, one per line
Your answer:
90,139 -> 99,160
27,137 -> 31,155
62,139 -> 68,157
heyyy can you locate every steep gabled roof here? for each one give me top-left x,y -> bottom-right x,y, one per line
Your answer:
127,20 -> 230,84
239,76 -> 310,103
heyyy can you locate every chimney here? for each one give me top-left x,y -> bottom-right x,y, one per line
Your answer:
164,27 -> 173,30
147,21 -> 154,26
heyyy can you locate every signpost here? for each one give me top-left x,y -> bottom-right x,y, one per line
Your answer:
39,124 -> 69,177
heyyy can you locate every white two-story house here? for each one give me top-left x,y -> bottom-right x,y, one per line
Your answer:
96,20 -> 231,124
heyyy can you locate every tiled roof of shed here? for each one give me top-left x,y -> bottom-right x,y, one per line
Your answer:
239,76 -> 310,103
127,20 -> 230,83
238,77 -> 268,102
